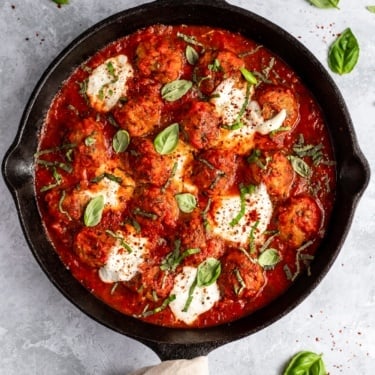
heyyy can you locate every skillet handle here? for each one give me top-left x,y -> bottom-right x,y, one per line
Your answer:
138,339 -> 225,361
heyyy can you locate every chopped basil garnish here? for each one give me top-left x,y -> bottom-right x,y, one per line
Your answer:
153,123 -> 179,155
35,143 -> 76,157
105,230 -> 132,253
58,190 -> 72,220
113,129 -> 130,153
84,134 -> 96,146
177,32 -> 205,48
258,249 -> 281,269
40,167 -> 62,192
91,173 -> 122,184
288,155 -> 312,179
283,351 -> 327,375
141,294 -> 176,317
240,67 -> 258,85
186,45 -> 199,65
133,207 -> 158,220
234,268 -> 246,295
230,184 -> 256,227
161,80 -> 193,101
175,193 -> 197,213
308,0 -> 339,8
84,195 -> 104,227
328,28 -> 359,75
208,58 -> 222,72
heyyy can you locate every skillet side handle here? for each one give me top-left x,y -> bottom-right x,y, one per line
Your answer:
138,339 -> 225,361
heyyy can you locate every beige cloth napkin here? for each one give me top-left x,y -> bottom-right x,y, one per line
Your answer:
129,356 -> 209,375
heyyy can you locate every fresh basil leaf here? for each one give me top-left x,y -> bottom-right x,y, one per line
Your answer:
258,249 -> 281,269
289,155 -> 312,178
328,28 -> 360,75
186,45 -> 199,65
113,129 -> 130,153
283,351 -> 327,375
367,5 -> 375,13
153,123 -> 179,155
308,0 -> 339,8
175,193 -> 197,213
197,258 -> 221,287
240,67 -> 258,85
84,195 -> 104,227
161,80 -> 193,101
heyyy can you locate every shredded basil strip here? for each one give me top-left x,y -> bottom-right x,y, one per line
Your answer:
161,80 -> 193,102
283,351 -> 327,375
308,0 -> 339,8
161,239 -> 200,272
58,190 -> 72,220
133,207 -> 158,220
182,278 -> 198,312
40,167 -> 63,192
328,28 -> 359,75
91,173 -> 122,184
142,294 -> 176,317
84,195 -> 104,227
258,249 -> 281,269
177,32 -> 205,48
175,193 -> 197,213
35,143 -> 76,157
105,230 -> 132,253
230,184 -> 257,227
234,268 -> 246,295
240,67 -> 258,85
113,129 -> 130,153
153,123 -> 179,155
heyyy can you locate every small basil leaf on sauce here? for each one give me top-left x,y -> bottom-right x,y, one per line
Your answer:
283,351 -> 327,375
84,195 -> 104,227
186,45 -> 199,65
197,258 -> 221,287
175,193 -> 197,213
113,129 -> 130,153
288,155 -> 312,178
240,67 -> 258,85
258,249 -> 281,269
367,6 -> 375,13
328,28 -> 360,75
308,0 -> 339,8
161,80 -> 193,101
154,123 -> 179,155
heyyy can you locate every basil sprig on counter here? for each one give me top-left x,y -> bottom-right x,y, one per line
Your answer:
328,28 -> 360,75
154,123 -> 179,155
52,0 -> 69,4
161,80 -> 193,101
367,5 -> 375,13
113,129 -> 130,153
84,195 -> 104,227
308,0 -> 339,8
283,351 -> 327,375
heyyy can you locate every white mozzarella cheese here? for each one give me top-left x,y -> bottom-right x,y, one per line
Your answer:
169,266 -> 220,325
209,183 -> 272,245
98,232 -> 148,283
84,177 -> 122,210
210,78 -> 288,154
87,54 -> 133,112
170,142 -> 198,194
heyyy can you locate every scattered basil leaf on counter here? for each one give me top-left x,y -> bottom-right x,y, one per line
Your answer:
52,0 -> 69,4
161,80 -> 193,101
258,249 -> 281,268
186,45 -> 199,65
175,193 -> 197,213
154,123 -> 179,155
308,0 -> 339,9
197,258 -> 221,287
366,5 -> 375,12
283,351 -> 327,375
112,129 -> 130,153
328,28 -> 360,75
84,195 -> 104,227
240,67 -> 258,85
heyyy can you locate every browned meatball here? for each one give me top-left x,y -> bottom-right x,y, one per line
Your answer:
248,151 -> 295,199
218,250 -> 265,300
256,84 -> 299,128
131,186 -> 180,232
191,149 -> 237,195
129,138 -> 174,187
197,50 -> 245,94
277,195 -> 322,248
136,36 -> 183,83
74,227 -> 115,268
113,80 -> 163,137
67,117 -> 108,181
181,101 -> 220,149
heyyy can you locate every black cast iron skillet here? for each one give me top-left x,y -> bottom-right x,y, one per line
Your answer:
2,0 -> 370,361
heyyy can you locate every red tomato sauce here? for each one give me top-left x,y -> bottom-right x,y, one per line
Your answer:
35,25 -> 336,328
